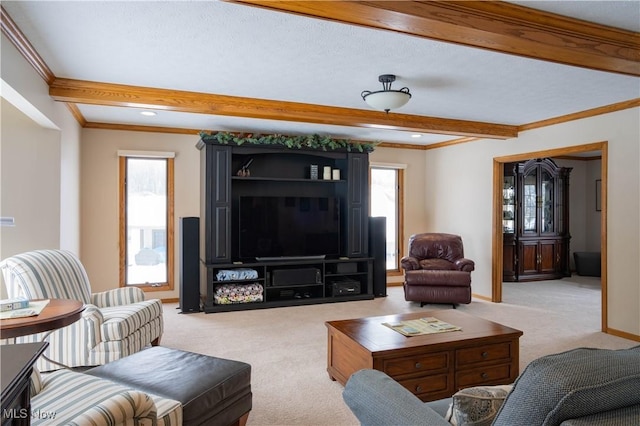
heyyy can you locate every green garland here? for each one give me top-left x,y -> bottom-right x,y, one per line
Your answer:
199,131 -> 377,152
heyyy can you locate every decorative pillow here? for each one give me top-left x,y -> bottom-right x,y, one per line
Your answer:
445,385 -> 513,426
30,367 -> 43,397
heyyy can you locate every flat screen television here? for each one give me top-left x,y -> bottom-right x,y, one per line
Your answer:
238,196 -> 341,260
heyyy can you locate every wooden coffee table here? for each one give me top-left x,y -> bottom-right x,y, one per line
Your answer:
326,310 -> 523,402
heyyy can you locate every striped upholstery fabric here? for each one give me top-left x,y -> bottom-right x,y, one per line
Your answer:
100,300 -> 163,341
89,317 -> 163,366
0,249 -> 164,371
92,286 -> 145,307
32,369 -> 182,425
30,368 -> 43,398
1,250 -> 92,303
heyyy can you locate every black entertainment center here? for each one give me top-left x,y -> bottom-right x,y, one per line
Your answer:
197,137 -> 375,313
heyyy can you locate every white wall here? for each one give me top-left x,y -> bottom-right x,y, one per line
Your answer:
554,158 -> 602,268
58,102 -> 82,253
586,160 -> 602,251
0,99 -> 60,257
425,108 -> 639,335
80,129 -> 201,297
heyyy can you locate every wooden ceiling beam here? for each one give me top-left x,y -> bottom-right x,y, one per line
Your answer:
49,78 -> 518,139
227,0 -> 640,77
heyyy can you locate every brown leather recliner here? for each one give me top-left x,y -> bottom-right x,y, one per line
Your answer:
401,233 -> 475,307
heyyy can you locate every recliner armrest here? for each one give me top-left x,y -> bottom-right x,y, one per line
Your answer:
400,256 -> 420,271
454,258 -> 475,272
343,369 -> 451,426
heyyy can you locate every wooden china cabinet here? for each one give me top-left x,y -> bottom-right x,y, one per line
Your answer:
503,158 -> 572,282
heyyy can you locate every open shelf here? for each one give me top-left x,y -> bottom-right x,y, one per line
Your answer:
204,258 -> 373,313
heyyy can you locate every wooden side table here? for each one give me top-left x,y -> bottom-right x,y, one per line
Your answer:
1,342 -> 48,425
0,299 -> 84,340
1,299 -> 84,371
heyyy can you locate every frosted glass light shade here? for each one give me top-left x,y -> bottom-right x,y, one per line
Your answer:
363,90 -> 411,111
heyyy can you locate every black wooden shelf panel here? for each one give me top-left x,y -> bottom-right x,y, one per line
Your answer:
232,176 -> 345,183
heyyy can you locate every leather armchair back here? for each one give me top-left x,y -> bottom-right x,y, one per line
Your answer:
407,233 -> 465,263
402,233 -> 474,273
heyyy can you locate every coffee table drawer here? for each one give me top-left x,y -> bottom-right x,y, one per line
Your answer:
456,342 -> 512,366
398,373 -> 453,401
456,364 -> 513,388
382,352 -> 450,377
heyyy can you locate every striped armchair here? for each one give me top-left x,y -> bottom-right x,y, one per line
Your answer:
0,249 -> 163,371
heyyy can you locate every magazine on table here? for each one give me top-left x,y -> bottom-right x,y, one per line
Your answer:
383,316 -> 462,337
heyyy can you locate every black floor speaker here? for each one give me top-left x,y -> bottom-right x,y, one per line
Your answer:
179,217 -> 201,313
369,216 -> 387,297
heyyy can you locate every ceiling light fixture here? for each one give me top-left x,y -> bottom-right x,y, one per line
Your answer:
140,111 -> 157,117
361,74 -> 411,113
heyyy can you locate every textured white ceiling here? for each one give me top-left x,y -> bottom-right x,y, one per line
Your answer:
2,1 -> 639,146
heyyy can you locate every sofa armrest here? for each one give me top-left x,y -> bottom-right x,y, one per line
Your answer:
400,256 -> 420,271
92,287 -> 146,307
454,258 -> 475,272
343,369 -> 451,426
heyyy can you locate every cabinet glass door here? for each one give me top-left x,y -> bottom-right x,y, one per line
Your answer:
541,170 -> 554,233
523,171 -> 537,232
503,176 -> 515,233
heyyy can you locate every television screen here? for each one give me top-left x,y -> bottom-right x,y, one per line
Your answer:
239,196 -> 340,260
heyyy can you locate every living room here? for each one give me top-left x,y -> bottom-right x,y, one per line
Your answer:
1,1 -> 639,424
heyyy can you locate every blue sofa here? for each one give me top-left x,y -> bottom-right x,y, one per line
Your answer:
343,346 -> 640,425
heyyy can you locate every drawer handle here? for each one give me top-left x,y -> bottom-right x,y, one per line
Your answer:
415,385 -> 423,393
415,362 -> 422,369
481,372 -> 489,379
481,352 -> 489,358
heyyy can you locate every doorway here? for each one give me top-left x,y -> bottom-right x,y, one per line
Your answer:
491,141 -> 608,331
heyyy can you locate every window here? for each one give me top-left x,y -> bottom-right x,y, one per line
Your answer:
370,165 -> 404,272
119,152 -> 174,290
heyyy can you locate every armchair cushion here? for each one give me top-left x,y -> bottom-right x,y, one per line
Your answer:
1,249 -> 163,371
100,299 -> 163,341
405,270 -> 472,287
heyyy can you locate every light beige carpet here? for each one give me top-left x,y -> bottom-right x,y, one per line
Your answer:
160,275 -> 636,425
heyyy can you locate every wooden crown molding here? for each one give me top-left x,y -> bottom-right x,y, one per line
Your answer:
1,5 -> 54,84
227,1 -> 640,77
49,78 -> 518,139
519,98 -> 640,132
